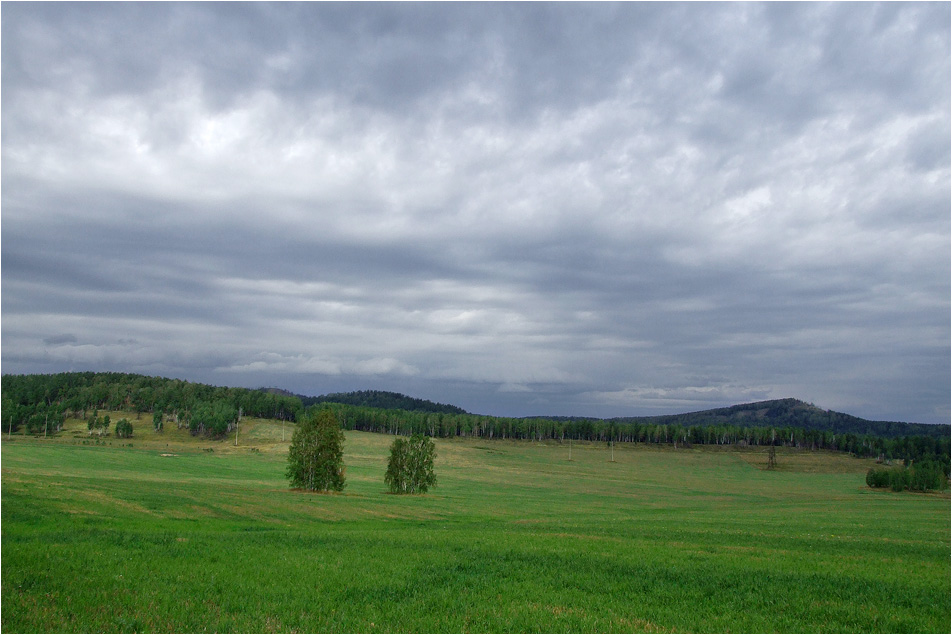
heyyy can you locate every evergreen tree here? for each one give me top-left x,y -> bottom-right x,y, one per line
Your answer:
286,408 -> 345,492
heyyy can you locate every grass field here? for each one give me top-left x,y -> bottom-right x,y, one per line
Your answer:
2,413 -> 949,633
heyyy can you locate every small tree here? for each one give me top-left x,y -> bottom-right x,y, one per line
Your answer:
286,408 -> 345,492
87,412 -> 110,436
766,446 -> 777,470
385,437 -> 409,493
115,418 -> 133,439
910,461 -> 945,491
153,410 -> 163,433
889,468 -> 912,492
385,434 -> 437,494
866,466 -> 892,488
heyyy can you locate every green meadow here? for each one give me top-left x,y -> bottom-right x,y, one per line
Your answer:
2,414 -> 949,633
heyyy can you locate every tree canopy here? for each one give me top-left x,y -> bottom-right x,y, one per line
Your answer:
385,434 -> 437,494
286,408 -> 346,492
304,389 -> 466,414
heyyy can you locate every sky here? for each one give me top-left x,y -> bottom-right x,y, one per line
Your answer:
2,2 -> 949,423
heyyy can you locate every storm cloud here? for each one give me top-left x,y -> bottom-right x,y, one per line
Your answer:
2,2 -> 949,422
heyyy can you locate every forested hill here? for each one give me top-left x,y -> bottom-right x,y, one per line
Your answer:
3,372 -> 948,468
301,390 -> 467,415
605,398 -> 950,440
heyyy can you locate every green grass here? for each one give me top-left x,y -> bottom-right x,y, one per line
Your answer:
2,415 -> 949,633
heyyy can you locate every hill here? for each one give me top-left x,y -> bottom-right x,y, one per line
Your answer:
299,389 -> 467,415
605,398 -> 950,440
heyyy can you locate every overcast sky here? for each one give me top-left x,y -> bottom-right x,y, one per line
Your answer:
2,2 -> 949,423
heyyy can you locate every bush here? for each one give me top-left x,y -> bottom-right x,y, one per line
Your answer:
286,408 -> 345,492
385,434 -> 437,494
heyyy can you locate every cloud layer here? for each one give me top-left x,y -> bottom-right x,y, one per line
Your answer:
2,3 -> 949,422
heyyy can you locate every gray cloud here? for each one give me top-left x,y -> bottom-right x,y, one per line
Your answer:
2,2 -> 949,423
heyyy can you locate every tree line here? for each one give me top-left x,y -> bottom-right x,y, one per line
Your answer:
866,462 -> 945,492
3,372 -> 948,475
321,402 -> 950,475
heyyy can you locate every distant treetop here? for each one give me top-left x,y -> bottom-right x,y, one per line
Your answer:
302,389 -> 467,415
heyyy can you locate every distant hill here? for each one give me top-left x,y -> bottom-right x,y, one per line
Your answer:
606,398 -> 950,440
260,387 -> 298,398
299,392 -> 946,439
300,389 -> 468,415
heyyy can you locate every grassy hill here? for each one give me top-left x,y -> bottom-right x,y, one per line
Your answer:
2,412 -> 950,633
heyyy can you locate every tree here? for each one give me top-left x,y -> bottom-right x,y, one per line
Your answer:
767,446 -> 777,470
153,410 -> 164,432
286,408 -> 345,492
385,434 -> 437,494
115,418 -> 133,439
86,411 -> 110,436
910,461 -> 946,491
866,466 -> 892,488
3,395 -> 14,438
189,400 -> 236,437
